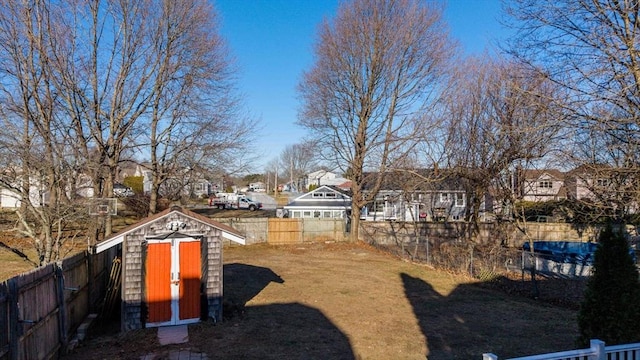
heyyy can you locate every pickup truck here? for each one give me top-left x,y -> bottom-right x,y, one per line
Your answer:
209,193 -> 262,211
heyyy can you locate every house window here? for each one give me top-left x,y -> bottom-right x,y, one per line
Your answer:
454,193 -> 464,207
325,192 -> 336,198
195,183 -> 204,192
303,211 -> 311,218
312,192 -> 324,198
314,211 -> 321,218
440,193 -> 451,202
323,211 -> 332,218
538,181 -> 552,188
596,178 -> 608,187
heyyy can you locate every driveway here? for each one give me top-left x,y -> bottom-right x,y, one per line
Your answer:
245,192 -> 277,210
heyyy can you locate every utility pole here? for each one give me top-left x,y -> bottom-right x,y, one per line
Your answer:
290,156 -> 294,192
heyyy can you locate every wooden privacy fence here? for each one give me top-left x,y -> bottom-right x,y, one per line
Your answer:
267,218 -> 348,245
268,218 -> 302,245
0,247 -> 116,360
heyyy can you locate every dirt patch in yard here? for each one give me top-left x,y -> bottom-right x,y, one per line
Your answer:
61,241 -> 580,360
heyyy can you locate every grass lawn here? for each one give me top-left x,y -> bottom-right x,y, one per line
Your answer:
62,242 -> 579,360
0,233 -> 39,280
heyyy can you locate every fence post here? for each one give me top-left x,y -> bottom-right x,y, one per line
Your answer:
7,278 -> 19,360
87,251 -> 94,312
482,353 -> 498,360
56,262 -> 68,349
590,339 -> 605,360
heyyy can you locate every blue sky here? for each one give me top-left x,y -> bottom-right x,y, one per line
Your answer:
213,0 -> 508,172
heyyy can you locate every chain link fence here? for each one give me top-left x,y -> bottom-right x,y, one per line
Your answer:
367,236 -> 590,308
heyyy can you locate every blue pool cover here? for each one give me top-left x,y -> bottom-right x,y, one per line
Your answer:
522,241 -> 635,265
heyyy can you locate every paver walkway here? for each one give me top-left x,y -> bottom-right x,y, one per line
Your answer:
158,325 -> 189,345
140,349 -> 208,360
140,325 -> 208,360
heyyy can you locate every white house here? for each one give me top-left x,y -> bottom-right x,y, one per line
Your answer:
360,171 -> 471,222
305,170 -> 336,188
249,182 -> 266,192
0,175 -> 53,208
304,170 -> 351,190
284,185 -> 351,219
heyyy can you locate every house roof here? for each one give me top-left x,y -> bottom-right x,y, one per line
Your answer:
361,169 -> 467,192
284,185 -> 352,210
94,206 -> 245,253
336,180 -> 352,190
522,169 -> 564,181
283,200 -> 352,209
307,170 -> 336,179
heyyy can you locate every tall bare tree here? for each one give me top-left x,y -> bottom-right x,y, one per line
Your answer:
142,1 -> 253,214
0,0 -> 86,265
444,56 -> 564,241
298,0 -> 455,241
0,0 -> 251,264
505,0 -> 640,220
45,0 -> 166,238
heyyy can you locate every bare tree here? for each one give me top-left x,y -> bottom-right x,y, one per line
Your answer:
0,0 -> 251,265
277,143 -> 317,192
443,56 -> 564,241
142,1 -> 253,214
41,0 -> 167,238
263,157 -> 281,194
505,0 -> 640,221
0,0 -> 86,265
298,0 -> 455,241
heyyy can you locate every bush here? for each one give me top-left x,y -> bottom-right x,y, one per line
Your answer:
123,176 -> 144,194
577,223 -> 640,346
120,194 -> 150,218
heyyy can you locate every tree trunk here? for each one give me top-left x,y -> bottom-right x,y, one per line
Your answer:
350,206 -> 361,242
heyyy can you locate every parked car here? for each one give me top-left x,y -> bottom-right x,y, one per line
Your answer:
113,183 -> 135,197
209,192 -> 262,211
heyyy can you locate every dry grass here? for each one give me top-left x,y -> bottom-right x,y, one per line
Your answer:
0,248 -> 36,280
62,242 -> 579,360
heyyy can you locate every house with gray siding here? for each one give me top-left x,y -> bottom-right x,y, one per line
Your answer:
360,170 -> 470,222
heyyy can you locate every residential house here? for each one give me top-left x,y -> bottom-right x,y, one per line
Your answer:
283,185 -> 351,219
305,170 -> 336,188
0,187 -> 25,208
518,169 -> 566,202
284,169 -> 491,223
360,170 -> 471,222
304,170 -> 351,190
564,164 -> 639,214
249,181 -> 266,192
0,170 -> 93,208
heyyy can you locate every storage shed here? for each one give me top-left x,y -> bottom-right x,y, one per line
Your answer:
93,206 -> 245,331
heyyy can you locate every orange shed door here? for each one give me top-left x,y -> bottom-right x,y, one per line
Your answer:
146,242 -> 172,323
179,240 -> 201,320
145,238 -> 201,326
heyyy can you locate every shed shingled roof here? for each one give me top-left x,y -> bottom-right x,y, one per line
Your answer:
94,206 -> 245,253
